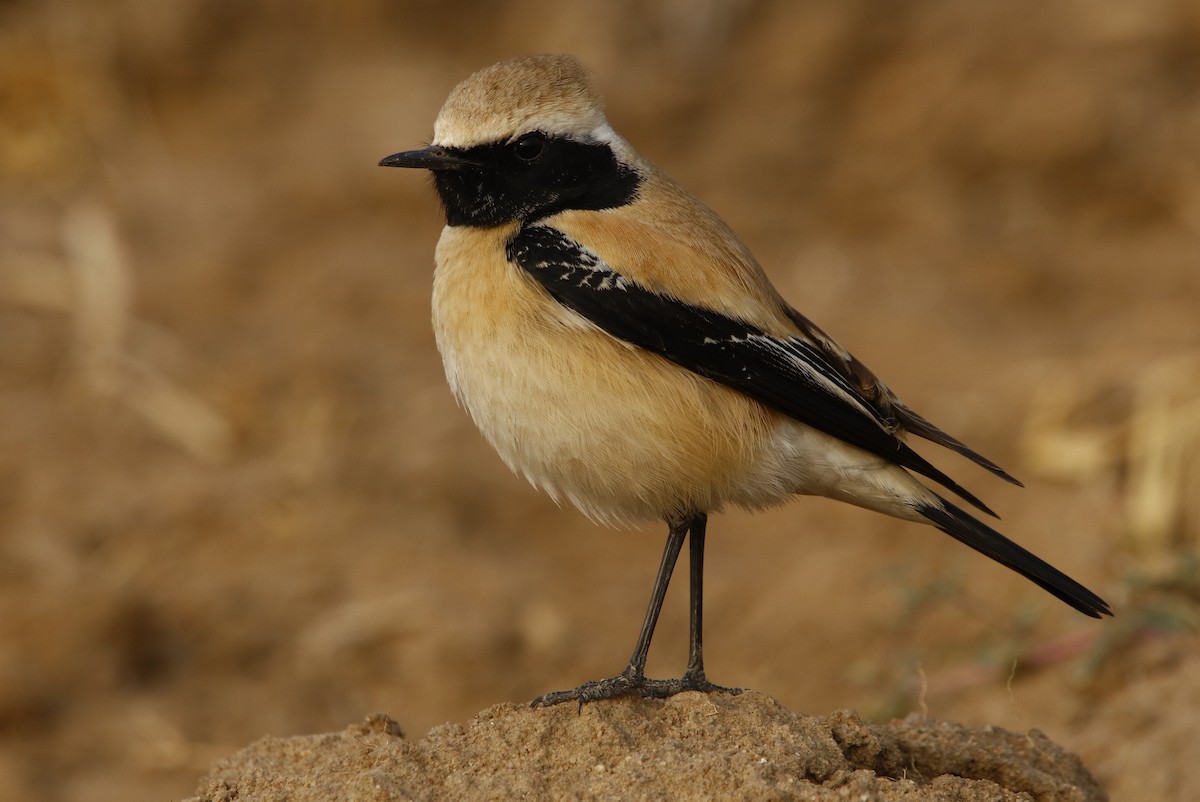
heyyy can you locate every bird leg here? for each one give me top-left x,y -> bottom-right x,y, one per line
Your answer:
531,513 -> 739,708
677,513 -> 740,695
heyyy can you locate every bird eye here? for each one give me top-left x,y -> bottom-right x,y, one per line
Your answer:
513,133 -> 546,162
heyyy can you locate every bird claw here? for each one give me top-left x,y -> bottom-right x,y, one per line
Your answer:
531,670 -> 741,710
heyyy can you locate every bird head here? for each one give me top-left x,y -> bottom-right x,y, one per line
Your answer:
379,55 -> 642,227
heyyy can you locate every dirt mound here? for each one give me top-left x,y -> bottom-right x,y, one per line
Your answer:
188,692 -> 1104,802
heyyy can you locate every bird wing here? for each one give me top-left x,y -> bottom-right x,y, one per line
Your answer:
507,223 -> 998,517
780,305 -> 1022,486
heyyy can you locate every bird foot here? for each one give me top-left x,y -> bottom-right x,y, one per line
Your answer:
531,669 -> 742,709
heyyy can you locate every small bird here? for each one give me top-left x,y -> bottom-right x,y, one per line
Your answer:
380,54 -> 1110,707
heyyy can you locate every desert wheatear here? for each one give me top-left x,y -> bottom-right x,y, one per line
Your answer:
380,54 -> 1110,707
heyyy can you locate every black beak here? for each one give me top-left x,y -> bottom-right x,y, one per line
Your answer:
378,146 -> 476,171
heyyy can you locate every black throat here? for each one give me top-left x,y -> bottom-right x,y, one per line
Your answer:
431,134 -> 642,227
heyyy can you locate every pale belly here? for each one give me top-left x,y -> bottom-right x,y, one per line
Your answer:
430,226 -> 789,524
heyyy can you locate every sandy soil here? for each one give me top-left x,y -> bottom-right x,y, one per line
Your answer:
187,692 -> 1105,801
1,1 -> 1199,800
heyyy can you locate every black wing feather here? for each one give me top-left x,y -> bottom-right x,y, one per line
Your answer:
781,305 -> 1022,486
507,224 -> 997,516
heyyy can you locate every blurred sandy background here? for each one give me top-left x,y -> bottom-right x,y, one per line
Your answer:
2,1 -> 1199,799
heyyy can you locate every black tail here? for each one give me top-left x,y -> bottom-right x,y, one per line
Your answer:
917,497 -> 1112,618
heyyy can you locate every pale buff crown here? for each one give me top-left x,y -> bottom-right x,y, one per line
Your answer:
432,54 -> 615,149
